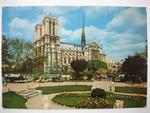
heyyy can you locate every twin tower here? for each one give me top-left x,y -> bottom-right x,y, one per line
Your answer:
34,16 -> 86,74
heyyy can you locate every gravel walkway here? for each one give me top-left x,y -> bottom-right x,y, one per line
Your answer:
25,94 -> 69,109
25,91 -> 90,109
113,92 -> 147,97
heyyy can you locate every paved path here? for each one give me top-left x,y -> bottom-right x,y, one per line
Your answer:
47,93 -> 69,109
25,93 -> 70,109
25,95 -> 43,109
26,91 -> 90,109
3,81 -> 146,93
114,92 -> 146,97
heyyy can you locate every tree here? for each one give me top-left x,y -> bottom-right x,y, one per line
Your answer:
88,60 -> 107,80
20,57 -> 35,75
2,35 -> 12,74
71,59 -> 88,80
9,38 -> 33,74
88,60 -> 107,72
32,55 -> 45,74
96,68 -> 107,74
121,54 -> 147,82
2,35 -> 34,75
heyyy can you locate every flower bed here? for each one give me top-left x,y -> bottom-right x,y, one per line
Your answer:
77,97 -> 112,108
52,92 -> 146,108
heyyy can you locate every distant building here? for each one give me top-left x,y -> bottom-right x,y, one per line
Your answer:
34,16 -> 117,74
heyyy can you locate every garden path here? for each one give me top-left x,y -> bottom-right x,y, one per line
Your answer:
26,91 -> 90,109
113,92 -> 146,97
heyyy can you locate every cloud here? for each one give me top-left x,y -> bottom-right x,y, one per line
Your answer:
8,14 -> 70,41
60,26 -> 107,43
8,17 -> 35,40
9,17 -> 33,30
60,27 -> 81,43
42,6 -> 79,16
60,25 -> 146,60
58,16 -> 70,27
85,7 -> 123,18
107,8 -> 146,31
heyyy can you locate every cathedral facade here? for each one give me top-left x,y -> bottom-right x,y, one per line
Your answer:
34,16 -> 112,74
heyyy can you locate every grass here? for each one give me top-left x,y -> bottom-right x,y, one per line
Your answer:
106,92 -> 146,108
3,91 -> 27,108
52,93 -> 89,107
52,93 -> 146,108
52,93 -> 82,107
115,86 -> 147,94
36,85 -> 91,94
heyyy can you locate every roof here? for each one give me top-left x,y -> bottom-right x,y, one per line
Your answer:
60,42 -> 82,51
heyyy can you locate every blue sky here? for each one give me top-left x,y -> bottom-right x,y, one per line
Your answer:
2,6 -> 147,61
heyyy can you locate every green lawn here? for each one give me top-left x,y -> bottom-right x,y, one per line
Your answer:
3,91 -> 27,108
52,93 -> 90,107
36,85 -> 91,94
52,93 -> 146,108
115,86 -> 147,94
106,92 -> 146,108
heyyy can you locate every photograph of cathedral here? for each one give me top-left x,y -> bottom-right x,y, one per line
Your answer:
2,5 -> 147,110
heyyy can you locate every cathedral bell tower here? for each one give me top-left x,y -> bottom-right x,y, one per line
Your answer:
81,14 -> 86,49
34,16 -> 61,74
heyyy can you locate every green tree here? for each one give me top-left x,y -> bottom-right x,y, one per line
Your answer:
71,59 -> 88,80
9,38 -> 33,74
88,60 -> 107,79
121,54 -> 147,82
2,35 -> 34,75
33,55 -> 45,74
88,60 -> 107,72
20,57 -> 35,75
2,35 -> 12,74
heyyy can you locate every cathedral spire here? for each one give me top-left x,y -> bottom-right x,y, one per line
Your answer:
81,13 -> 86,49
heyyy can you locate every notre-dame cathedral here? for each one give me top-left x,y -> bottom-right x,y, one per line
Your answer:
34,16 -> 116,74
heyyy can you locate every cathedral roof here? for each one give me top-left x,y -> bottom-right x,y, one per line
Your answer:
60,42 -> 82,51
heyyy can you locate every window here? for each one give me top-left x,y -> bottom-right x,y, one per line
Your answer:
49,21 -> 51,34
64,58 -> 66,64
53,21 -> 55,35
68,58 -> 71,63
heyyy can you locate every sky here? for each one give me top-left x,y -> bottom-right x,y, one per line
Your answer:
2,6 -> 147,61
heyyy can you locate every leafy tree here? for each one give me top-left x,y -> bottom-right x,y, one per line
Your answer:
121,54 -> 147,82
2,35 -> 12,74
2,35 -> 9,63
9,38 -> 33,74
2,35 -> 34,75
33,55 -> 45,74
20,57 -> 35,75
88,60 -> 107,72
83,71 -> 94,80
71,59 -> 88,80
96,68 -> 107,74
88,60 -> 107,79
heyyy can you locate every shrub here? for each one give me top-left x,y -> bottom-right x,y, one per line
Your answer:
77,97 -> 111,108
91,88 -> 106,98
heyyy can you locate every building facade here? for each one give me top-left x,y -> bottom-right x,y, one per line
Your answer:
34,16 -> 116,74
